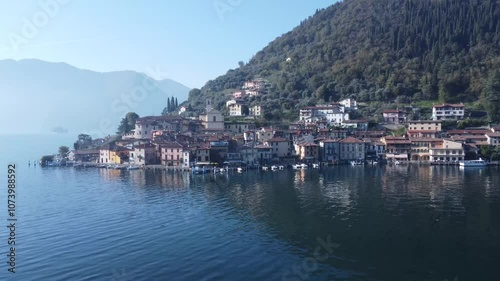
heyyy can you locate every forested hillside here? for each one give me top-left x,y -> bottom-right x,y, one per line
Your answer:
189,0 -> 500,121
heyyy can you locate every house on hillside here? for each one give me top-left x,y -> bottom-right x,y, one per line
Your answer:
383,109 -> 407,124
432,103 -> 465,120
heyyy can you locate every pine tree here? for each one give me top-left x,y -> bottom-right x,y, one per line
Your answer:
483,69 -> 500,122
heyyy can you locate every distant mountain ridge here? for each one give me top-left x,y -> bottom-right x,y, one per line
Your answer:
0,59 -> 191,136
189,0 -> 500,120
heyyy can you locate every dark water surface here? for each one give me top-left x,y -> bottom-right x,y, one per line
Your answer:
1,162 -> 499,281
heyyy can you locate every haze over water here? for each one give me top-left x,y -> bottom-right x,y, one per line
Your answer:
1,134 -> 500,281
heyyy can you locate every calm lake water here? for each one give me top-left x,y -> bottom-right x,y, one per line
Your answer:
1,134 -> 500,281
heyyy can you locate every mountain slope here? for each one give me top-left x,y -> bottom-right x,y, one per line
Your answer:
190,0 -> 500,119
0,59 -> 190,135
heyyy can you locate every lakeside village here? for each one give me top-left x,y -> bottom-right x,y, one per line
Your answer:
43,79 -> 500,172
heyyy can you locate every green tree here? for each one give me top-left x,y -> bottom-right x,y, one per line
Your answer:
117,112 -> 139,134
483,69 -> 500,122
59,146 -> 69,157
73,134 -> 93,150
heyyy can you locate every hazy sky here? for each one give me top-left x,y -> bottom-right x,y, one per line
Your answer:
0,0 -> 335,88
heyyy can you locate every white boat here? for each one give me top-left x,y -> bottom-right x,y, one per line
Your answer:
350,160 -> 364,166
278,165 -> 285,170
312,163 -> 320,169
262,166 -> 269,171
292,164 -> 301,170
237,167 -> 243,173
271,165 -> 278,171
301,163 -> 308,169
459,159 -> 487,167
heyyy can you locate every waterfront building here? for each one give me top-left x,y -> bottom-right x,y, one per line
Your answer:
240,146 -> 258,165
296,142 -> 320,162
264,137 -> 294,159
429,139 -> 465,162
161,142 -> 184,166
338,137 -> 366,161
319,139 -> 340,162
409,138 -> 443,161
70,150 -> 100,163
364,139 -> 386,160
133,143 -> 158,165
382,137 -> 411,162
254,145 -> 273,164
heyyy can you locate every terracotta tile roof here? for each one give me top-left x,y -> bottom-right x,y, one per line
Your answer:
255,145 -> 272,149
299,142 -> 320,147
486,132 -> 500,137
343,119 -> 369,124
409,138 -> 442,142
160,142 -> 184,148
433,103 -> 464,108
408,120 -> 442,123
73,150 -> 100,155
266,137 -> 289,142
340,137 -> 364,144
407,130 -> 439,133
448,129 -> 490,135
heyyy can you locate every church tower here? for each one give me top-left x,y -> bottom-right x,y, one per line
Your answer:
206,99 -> 213,112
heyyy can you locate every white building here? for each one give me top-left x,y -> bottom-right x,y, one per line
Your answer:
199,99 -> 224,130
249,105 -> 263,117
227,102 -> 247,116
429,139 -> 464,162
339,98 -> 358,111
486,132 -> 500,146
124,116 -> 183,139
432,103 -> 465,120
299,105 -> 349,126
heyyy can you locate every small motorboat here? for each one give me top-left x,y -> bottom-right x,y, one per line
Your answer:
278,165 -> 285,170
301,163 -> 308,169
312,163 -> 320,169
292,164 -> 301,170
237,167 -> 243,173
271,165 -> 278,171
262,166 -> 269,171
350,160 -> 364,166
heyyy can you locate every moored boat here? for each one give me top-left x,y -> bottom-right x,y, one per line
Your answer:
459,159 -> 487,167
